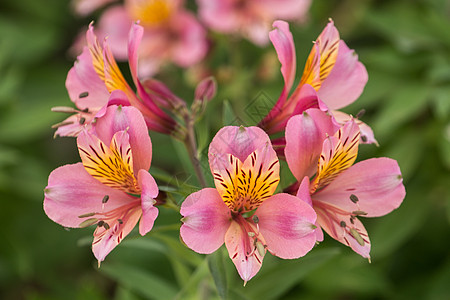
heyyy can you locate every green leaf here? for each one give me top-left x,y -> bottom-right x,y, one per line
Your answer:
241,248 -> 340,300
208,250 -> 228,300
100,262 -> 177,300
222,100 -> 238,126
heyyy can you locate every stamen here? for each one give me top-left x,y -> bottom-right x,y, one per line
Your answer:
79,218 -> 98,228
79,117 -> 86,125
255,241 -> 265,257
356,109 -> 366,119
352,210 -> 368,216
102,195 -> 110,204
118,219 -> 123,224
349,194 -> 359,203
349,228 -> 365,246
361,136 -> 368,142
78,212 -> 96,218
340,221 -> 346,227
79,92 -> 89,98
252,215 -> 259,224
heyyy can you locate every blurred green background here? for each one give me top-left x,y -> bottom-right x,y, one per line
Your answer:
0,0 -> 449,299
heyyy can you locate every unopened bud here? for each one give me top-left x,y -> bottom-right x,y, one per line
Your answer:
194,76 -> 217,103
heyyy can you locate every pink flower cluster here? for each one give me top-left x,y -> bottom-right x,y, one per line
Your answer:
45,15 -> 406,284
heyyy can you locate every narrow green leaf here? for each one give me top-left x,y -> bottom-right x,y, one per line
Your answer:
100,262 -> 177,300
241,248 -> 340,300
208,250 -> 228,300
223,100 -> 237,126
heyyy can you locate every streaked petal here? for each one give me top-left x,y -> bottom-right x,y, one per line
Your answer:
318,41 -> 368,110
300,20 -> 340,90
92,205 -> 141,262
311,120 -> 360,192
256,193 -> 317,259
44,163 -> 134,228
314,158 -> 405,217
285,108 -> 338,181
332,110 -> 378,145
94,105 -> 152,173
65,47 -> 110,109
138,169 -> 159,236
78,129 -> 139,194
225,220 -> 264,283
180,188 -> 231,254
315,203 -> 371,258
212,142 -> 280,213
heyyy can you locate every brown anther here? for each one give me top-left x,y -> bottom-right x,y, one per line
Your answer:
118,219 -> 123,224
103,222 -> 110,230
102,195 -> 109,204
97,220 -> 105,227
79,92 -> 89,98
252,215 -> 259,224
79,117 -> 86,125
350,194 -> 359,203
361,135 -> 368,142
340,221 -> 346,227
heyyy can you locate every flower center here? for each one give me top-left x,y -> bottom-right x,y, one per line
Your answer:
129,0 -> 172,27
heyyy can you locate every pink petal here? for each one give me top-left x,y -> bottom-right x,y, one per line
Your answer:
259,21 -> 296,128
128,22 -> 144,83
256,193 -> 317,259
296,177 -> 324,242
44,163 -> 134,228
196,0 -> 237,33
208,126 -> 270,165
92,206 -> 142,262
332,110 -> 378,145
72,0 -> 117,16
315,206 -> 371,258
138,169 -> 159,236
180,188 -> 231,254
225,220 -> 264,283
318,41 -> 368,110
314,158 -> 405,217
285,108 -> 339,181
258,1 -> 311,20
94,105 -> 152,173
170,11 -> 209,67
97,6 -> 132,60
65,47 -> 110,109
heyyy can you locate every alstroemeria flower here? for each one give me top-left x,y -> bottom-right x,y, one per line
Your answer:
44,105 -> 159,264
196,0 -> 311,46
285,109 -> 405,258
54,22 -> 181,138
259,20 -> 372,144
180,126 -> 317,283
72,0 -> 208,77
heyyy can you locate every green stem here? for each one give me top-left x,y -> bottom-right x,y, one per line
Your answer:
183,114 -> 207,188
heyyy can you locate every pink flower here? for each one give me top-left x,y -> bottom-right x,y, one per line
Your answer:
76,0 -> 208,77
259,20 -> 372,144
197,0 -> 311,46
180,126 -> 317,283
284,109 -> 405,259
54,23 -> 181,137
44,105 -> 159,264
